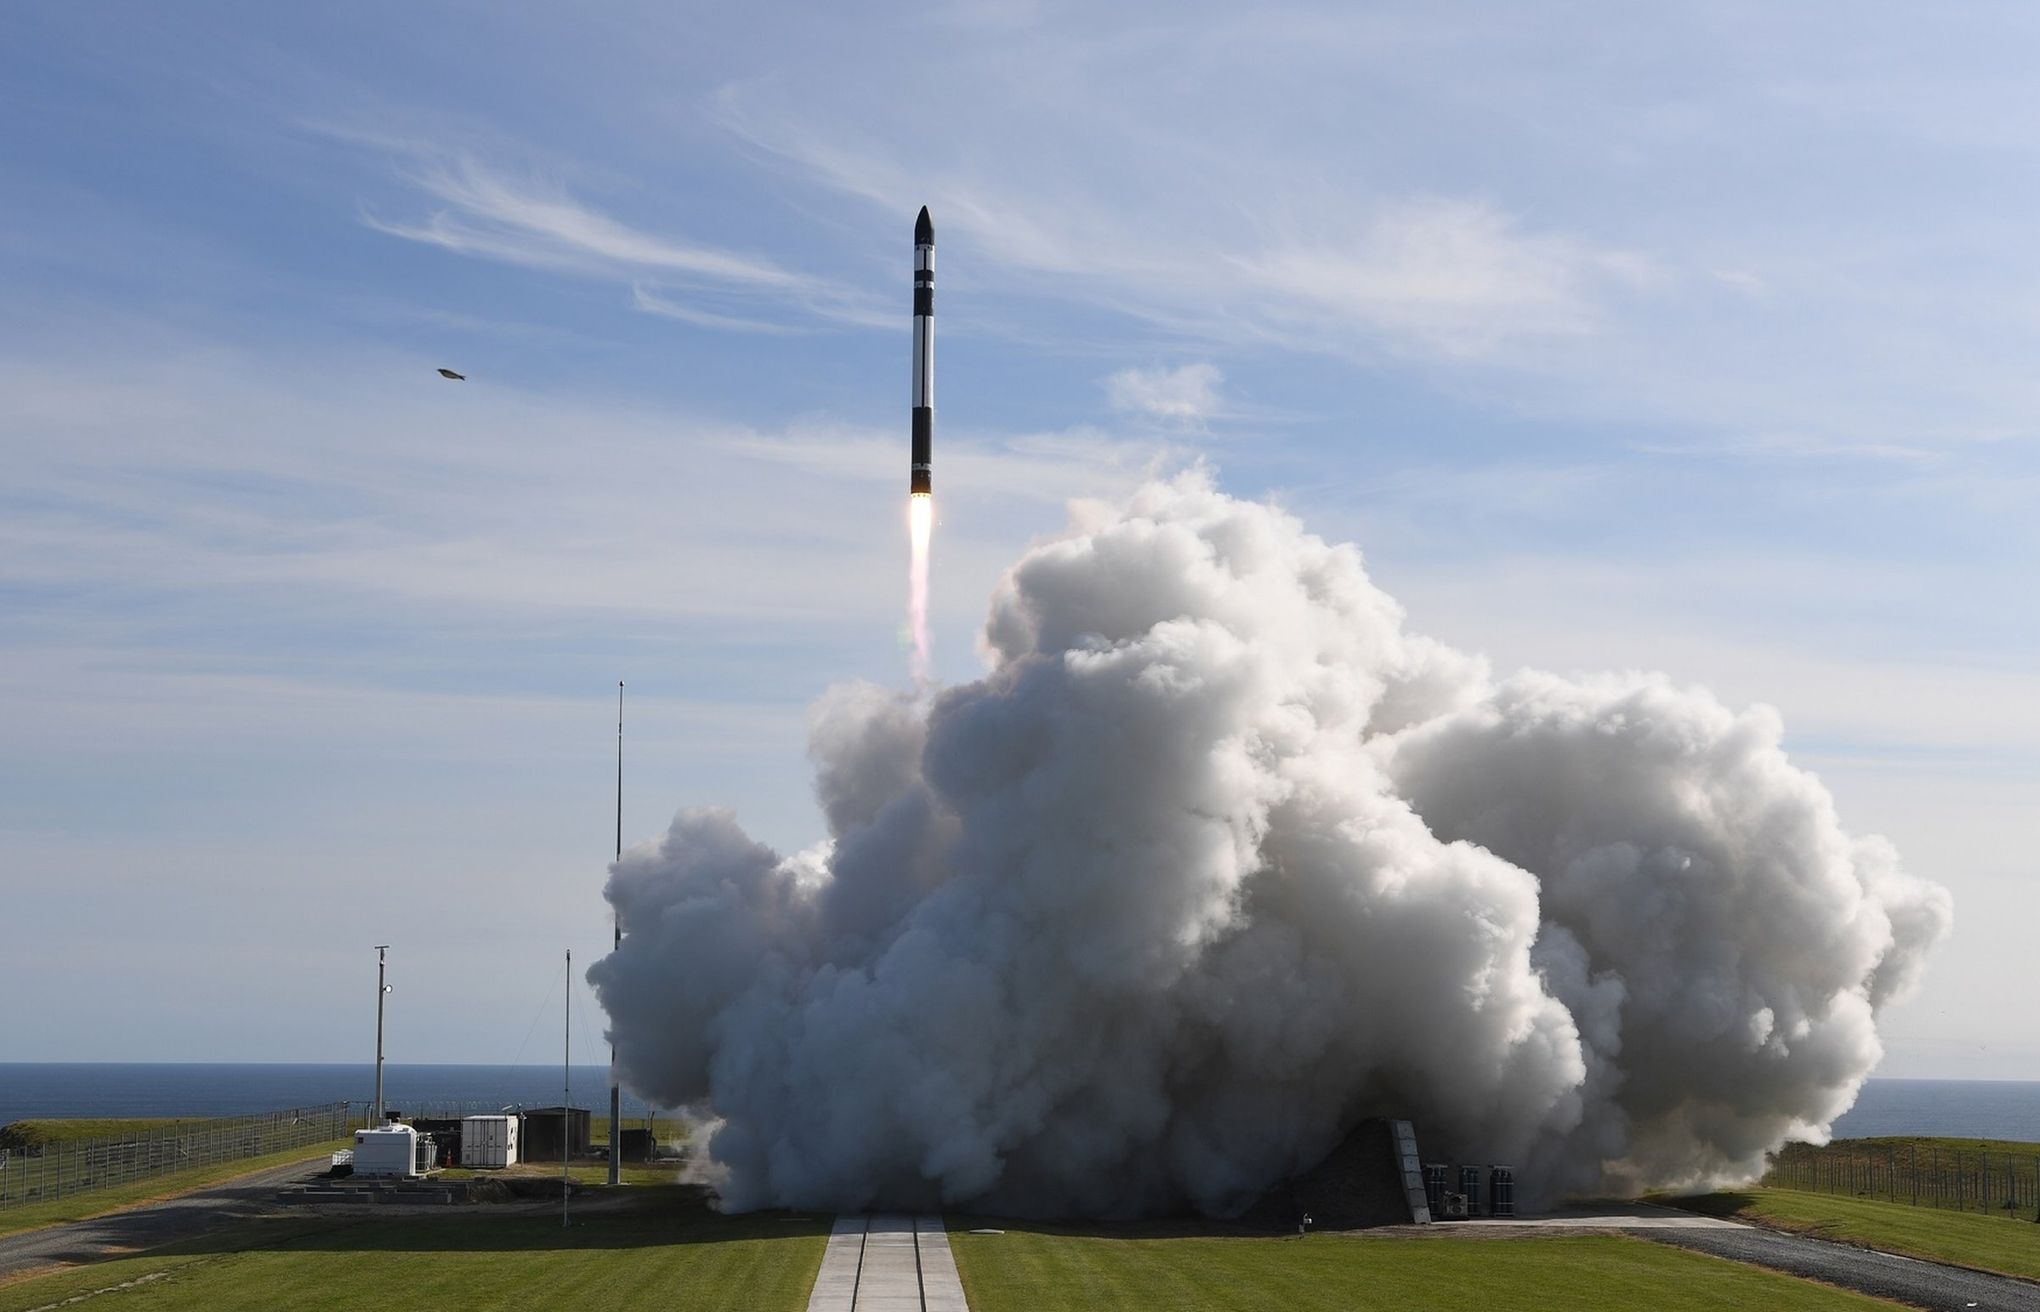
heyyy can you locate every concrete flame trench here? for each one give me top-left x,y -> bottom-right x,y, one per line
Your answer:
805,1214 -> 968,1312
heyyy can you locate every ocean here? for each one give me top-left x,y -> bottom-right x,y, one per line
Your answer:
1829,1079 -> 2040,1141
0,1067 -> 2034,1140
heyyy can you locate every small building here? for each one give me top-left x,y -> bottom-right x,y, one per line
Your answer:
616,1127 -> 658,1163
461,1115 -> 520,1169
521,1106 -> 591,1162
352,1125 -> 421,1179
411,1118 -> 465,1168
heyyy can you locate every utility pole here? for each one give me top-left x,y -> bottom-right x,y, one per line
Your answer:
373,946 -> 391,1126
563,948 -> 572,1229
609,680 -> 623,1187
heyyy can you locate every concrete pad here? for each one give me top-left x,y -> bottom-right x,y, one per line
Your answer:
1447,1202 -> 1748,1230
804,1213 -> 975,1311
914,1215 -> 970,1312
857,1214 -> 924,1310
805,1215 -> 866,1312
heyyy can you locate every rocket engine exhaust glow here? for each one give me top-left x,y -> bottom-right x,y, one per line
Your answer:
908,493 -> 933,683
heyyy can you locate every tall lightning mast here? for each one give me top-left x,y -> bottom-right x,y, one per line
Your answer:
607,681 -> 622,1187
563,948 -> 572,1229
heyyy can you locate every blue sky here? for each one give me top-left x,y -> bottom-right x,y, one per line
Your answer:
3,1 -> 2035,1078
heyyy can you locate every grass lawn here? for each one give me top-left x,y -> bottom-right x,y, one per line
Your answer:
1671,1186 -> 2040,1281
948,1225 -> 1893,1311
0,1140 -> 349,1240
0,1192 -> 828,1312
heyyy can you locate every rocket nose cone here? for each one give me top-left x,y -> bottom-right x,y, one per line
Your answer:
915,206 -> 934,245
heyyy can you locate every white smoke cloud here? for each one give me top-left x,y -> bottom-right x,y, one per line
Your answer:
589,470 -> 1950,1216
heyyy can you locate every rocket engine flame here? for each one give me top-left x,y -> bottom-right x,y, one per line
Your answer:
908,492 -> 933,683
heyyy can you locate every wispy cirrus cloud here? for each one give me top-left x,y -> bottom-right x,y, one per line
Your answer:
709,87 -> 1654,364
1234,199 -> 1660,358
0,341 -> 1157,630
355,144 -> 892,331
687,15 -> 2040,456
630,284 -> 805,335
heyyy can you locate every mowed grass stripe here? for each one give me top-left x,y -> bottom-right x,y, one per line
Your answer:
948,1229 -> 1897,1311
0,1203 -> 831,1312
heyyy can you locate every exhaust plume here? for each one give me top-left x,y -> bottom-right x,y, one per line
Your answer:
590,471 -> 1949,1216
908,494 -> 933,683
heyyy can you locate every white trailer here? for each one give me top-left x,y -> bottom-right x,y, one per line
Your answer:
352,1125 -> 420,1178
460,1115 -> 520,1169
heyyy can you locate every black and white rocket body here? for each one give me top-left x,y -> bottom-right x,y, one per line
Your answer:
911,205 -> 934,497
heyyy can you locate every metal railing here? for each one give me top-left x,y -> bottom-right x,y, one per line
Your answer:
0,1103 -> 350,1211
1766,1141 -> 2040,1221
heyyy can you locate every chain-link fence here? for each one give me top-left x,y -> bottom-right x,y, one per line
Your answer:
349,1096 -> 664,1123
0,1103 -> 350,1211
348,1100 -> 676,1139
352,1099 -> 550,1123
1767,1141 -> 2040,1221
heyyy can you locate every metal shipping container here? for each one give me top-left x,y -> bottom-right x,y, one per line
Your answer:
460,1115 -> 520,1169
522,1107 -> 591,1161
352,1126 -> 419,1179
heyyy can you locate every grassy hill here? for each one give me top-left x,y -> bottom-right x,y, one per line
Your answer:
0,1120 -> 212,1152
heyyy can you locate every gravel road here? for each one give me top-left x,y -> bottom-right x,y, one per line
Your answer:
1650,1224 -> 2040,1311
0,1157 -> 325,1280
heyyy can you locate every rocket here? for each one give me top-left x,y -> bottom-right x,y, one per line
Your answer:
910,205 -> 934,497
